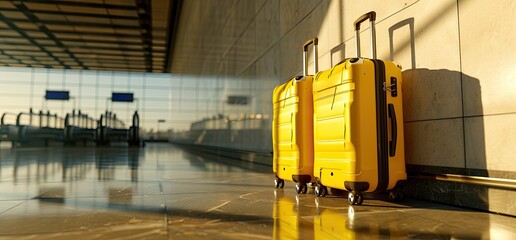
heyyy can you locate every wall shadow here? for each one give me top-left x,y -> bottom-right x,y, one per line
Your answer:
389,18 -> 489,213
330,42 -> 346,67
401,69 -> 487,211
389,17 -> 415,69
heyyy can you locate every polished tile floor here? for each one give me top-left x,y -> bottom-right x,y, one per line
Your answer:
0,143 -> 514,239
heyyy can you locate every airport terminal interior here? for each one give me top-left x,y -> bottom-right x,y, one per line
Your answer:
0,0 -> 515,239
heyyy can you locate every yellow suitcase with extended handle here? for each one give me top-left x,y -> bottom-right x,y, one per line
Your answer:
272,38 -> 318,194
312,12 -> 406,205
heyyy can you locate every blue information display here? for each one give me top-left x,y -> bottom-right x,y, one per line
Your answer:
112,92 -> 134,102
45,90 -> 70,100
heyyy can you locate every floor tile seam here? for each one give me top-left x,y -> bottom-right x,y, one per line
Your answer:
159,183 -> 271,188
0,198 -> 33,202
26,194 -> 165,200
0,200 -> 26,215
0,222 -> 168,238
160,181 -> 171,238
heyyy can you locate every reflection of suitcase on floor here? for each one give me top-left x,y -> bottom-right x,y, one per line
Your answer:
312,12 -> 406,205
314,208 -> 356,239
314,206 -> 407,239
272,38 -> 318,194
272,192 -> 303,240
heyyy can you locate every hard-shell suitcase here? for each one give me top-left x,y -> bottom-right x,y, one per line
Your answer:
312,12 -> 406,205
272,38 -> 318,194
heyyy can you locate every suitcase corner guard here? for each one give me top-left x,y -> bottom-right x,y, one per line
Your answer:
292,175 -> 312,184
344,181 -> 369,192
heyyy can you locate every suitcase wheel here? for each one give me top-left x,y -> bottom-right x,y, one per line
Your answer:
274,179 -> 284,189
388,190 -> 404,202
295,183 -> 308,194
348,192 -> 364,205
314,184 -> 327,197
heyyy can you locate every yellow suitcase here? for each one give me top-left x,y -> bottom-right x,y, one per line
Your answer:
272,38 -> 318,194
312,12 -> 406,205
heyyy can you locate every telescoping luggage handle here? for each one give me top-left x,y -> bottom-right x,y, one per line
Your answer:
302,38 -> 318,76
355,11 -> 398,157
354,11 -> 377,59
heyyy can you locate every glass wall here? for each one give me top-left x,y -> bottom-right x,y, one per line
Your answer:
0,67 -> 167,131
0,66 -> 245,134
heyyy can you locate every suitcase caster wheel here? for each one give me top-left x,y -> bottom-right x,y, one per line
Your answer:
296,183 -> 308,194
388,190 -> 404,202
315,185 -> 327,197
348,192 -> 363,205
274,179 -> 284,189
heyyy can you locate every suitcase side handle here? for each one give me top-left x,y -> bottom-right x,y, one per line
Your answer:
354,11 -> 377,59
303,37 -> 318,76
388,104 -> 397,157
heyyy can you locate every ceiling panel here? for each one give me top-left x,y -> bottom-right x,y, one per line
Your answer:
0,0 -> 182,73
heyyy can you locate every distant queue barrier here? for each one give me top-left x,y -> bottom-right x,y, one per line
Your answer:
9,109 -> 65,145
96,111 -> 142,147
0,112 -> 17,141
64,110 -> 98,145
0,109 -> 143,147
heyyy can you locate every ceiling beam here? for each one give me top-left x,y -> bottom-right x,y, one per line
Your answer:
0,7 -> 140,20
1,48 -> 157,59
11,1 -> 87,69
0,0 -> 175,73
17,0 -> 139,11
0,35 -> 169,47
0,27 -> 165,39
0,41 -> 166,53
165,0 -> 182,73
0,11 -> 69,69
1,18 -> 143,30
135,0 -> 152,72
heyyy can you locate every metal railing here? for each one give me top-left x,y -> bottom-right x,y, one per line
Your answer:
65,110 -> 97,129
99,111 -> 126,129
0,109 -> 142,147
16,109 -> 65,129
1,112 -> 18,127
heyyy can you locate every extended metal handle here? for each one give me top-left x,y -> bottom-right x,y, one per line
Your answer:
354,11 -> 377,59
303,37 -> 318,76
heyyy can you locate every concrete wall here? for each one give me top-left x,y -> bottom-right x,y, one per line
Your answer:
170,0 -> 516,215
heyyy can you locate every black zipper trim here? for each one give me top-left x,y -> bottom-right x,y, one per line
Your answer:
372,59 -> 389,192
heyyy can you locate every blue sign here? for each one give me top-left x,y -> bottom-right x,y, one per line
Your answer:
112,92 -> 134,102
45,90 -> 70,100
